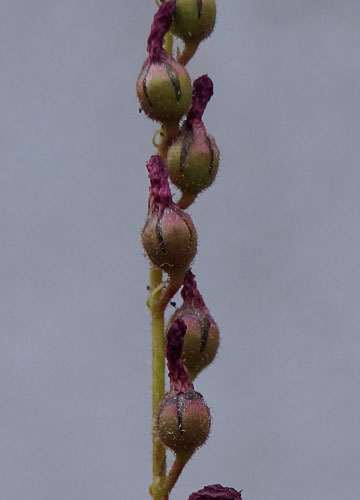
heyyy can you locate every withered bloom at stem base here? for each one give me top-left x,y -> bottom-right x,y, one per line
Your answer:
188,483 -> 242,500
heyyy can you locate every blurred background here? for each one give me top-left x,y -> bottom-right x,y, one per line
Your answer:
1,1 -> 359,499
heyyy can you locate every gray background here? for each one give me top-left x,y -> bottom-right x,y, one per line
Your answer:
1,1 -> 359,499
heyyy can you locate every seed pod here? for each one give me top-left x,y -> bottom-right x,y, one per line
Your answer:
167,75 -> 219,206
136,2 -> 192,124
170,0 -> 216,44
157,319 -> 211,457
157,389 -> 211,456
168,269 -> 219,380
142,156 -> 197,277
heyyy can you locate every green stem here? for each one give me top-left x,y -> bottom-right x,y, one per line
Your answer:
150,267 -> 166,489
158,120 -> 179,160
164,31 -> 173,58
159,273 -> 184,314
149,11 -> 184,500
178,40 -> 199,66
177,192 -> 197,210
149,270 -> 185,498
155,453 -> 193,500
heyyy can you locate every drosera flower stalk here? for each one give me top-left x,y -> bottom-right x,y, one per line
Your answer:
137,1 -> 241,498
143,156 -> 197,499
143,156 -> 196,498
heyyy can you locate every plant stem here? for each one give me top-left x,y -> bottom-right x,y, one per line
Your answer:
149,270 -> 185,498
164,31 -> 173,58
150,30 -> 175,495
155,454 -> 193,500
178,40 -> 199,66
158,120 -> 179,159
150,266 -> 166,488
159,273 -> 184,313
149,15 -> 187,500
177,192 -> 196,210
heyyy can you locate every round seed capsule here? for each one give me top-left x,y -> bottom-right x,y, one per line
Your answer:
157,389 -> 211,456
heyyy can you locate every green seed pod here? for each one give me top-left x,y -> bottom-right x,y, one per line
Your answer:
157,389 -> 211,456
168,270 -> 219,380
169,310 -> 219,380
136,1 -> 192,124
170,0 -> 216,44
136,59 -> 192,124
167,75 -> 219,208
167,124 -> 219,198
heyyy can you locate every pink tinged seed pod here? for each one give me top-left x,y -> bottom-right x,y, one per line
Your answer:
141,155 -> 197,277
167,75 -> 220,204
157,389 -> 211,456
188,484 -> 243,500
168,269 -> 219,380
136,1 -> 192,124
157,319 -> 211,457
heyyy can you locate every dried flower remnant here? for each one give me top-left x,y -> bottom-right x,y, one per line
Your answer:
186,74 -> 214,125
188,484 -> 243,500
165,317 -> 193,393
147,1 -> 176,62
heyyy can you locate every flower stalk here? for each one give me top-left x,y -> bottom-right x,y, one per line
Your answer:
137,1 -> 240,498
149,266 -> 166,483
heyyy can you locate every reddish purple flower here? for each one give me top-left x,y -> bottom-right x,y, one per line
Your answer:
188,484 -> 242,500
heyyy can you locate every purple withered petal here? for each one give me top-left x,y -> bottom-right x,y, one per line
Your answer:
146,155 -> 173,214
166,318 -> 193,392
188,484 -> 242,500
181,269 -> 207,310
186,75 -> 214,126
147,1 -> 176,62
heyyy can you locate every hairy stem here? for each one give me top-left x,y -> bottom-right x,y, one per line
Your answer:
155,453 -> 193,500
149,269 -> 185,498
150,266 -> 166,487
